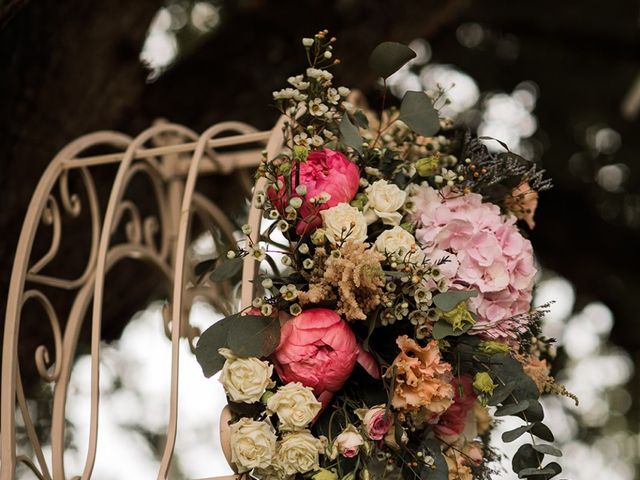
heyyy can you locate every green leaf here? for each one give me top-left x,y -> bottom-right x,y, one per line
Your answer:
195,315 -> 236,377
489,354 -> 539,402
363,311 -> 378,352
399,90 -> 440,136
210,257 -> 243,282
419,439 -> 448,480
339,113 -> 363,154
512,444 -> 544,474
517,399 -> 544,423
353,110 -> 369,129
518,463 -> 562,479
432,290 -> 478,312
530,423 -> 555,442
432,319 -> 472,339
195,258 -> 216,277
369,41 -> 416,79
495,400 -> 530,417
502,424 -> 533,443
532,444 -> 562,457
488,382 -> 516,406
227,314 -> 281,358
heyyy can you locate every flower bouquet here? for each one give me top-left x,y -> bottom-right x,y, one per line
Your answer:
195,31 -> 572,480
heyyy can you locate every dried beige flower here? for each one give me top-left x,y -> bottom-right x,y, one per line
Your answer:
298,242 -> 384,321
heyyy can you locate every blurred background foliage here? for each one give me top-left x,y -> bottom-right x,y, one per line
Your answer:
1,0 -> 639,478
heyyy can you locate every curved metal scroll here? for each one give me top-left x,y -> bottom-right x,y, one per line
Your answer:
0,120 -> 276,479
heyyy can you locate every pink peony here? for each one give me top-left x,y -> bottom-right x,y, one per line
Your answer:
272,308 -> 380,407
268,148 -> 360,235
412,186 -> 536,340
434,376 -> 476,440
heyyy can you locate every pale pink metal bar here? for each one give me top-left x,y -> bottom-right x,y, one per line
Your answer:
1,120 -> 273,479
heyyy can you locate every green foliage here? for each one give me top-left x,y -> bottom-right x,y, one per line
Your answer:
210,256 -> 243,282
195,313 -> 280,377
368,41 -> 416,79
399,91 -> 440,136
432,289 -> 477,312
486,353 -> 563,479
194,315 -> 236,377
495,400 -> 530,417
227,314 -> 281,358
512,444 -> 544,473
432,319 -> 472,339
339,113 -> 363,154
502,424 -> 534,443
417,439 -> 448,480
530,423 -> 555,442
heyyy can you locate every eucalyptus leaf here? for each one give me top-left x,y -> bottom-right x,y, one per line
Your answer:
227,314 -> 281,358
488,382 -> 516,406
399,90 -> 440,136
489,354 -> 539,402
353,110 -> 370,129
195,258 -> 216,277
502,424 -> 533,443
517,462 -> 562,479
495,400 -> 530,417
432,290 -> 478,312
530,423 -> 555,442
369,41 -> 416,79
532,444 -> 562,457
512,444 -> 544,473
195,315 -> 237,377
210,257 -> 243,282
518,467 -> 558,478
419,439 -> 448,480
432,319 -> 472,340
339,113 -> 363,154
517,398 -> 544,423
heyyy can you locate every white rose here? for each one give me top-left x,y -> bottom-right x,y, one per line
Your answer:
334,424 -> 364,458
374,226 -> 414,256
276,430 -> 323,475
320,203 -> 368,244
266,382 -> 322,431
219,348 -> 275,403
229,418 -> 277,473
364,180 -> 407,226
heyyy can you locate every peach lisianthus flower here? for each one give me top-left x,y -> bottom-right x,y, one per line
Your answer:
387,336 -> 454,418
505,181 -> 539,229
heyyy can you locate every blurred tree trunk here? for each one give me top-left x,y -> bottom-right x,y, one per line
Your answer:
0,0 -> 467,391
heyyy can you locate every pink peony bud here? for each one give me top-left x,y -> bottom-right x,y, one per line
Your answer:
267,149 -> 360,236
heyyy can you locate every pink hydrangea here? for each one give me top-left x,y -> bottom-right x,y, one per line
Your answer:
412,186 -> 536,340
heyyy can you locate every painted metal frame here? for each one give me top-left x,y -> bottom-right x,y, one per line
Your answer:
0,119 -> 283,480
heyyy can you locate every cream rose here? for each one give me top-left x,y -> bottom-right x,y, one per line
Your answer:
229,417 -> 277,473
374,226 -> 423,262
364,180 -> 407,226
320,203 -> 368,244
266,382 -> 321,431
219,348 -> 275,403
334,424 -> 364,458
276,430 -> 323,475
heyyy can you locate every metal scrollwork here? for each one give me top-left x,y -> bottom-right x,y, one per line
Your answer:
1,121 -> 274,479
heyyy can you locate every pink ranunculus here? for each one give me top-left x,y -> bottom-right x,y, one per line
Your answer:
361,405 -> 393,440
267,148 -> 360,235
272,308 -> 380,407
434,376 -> 477,441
